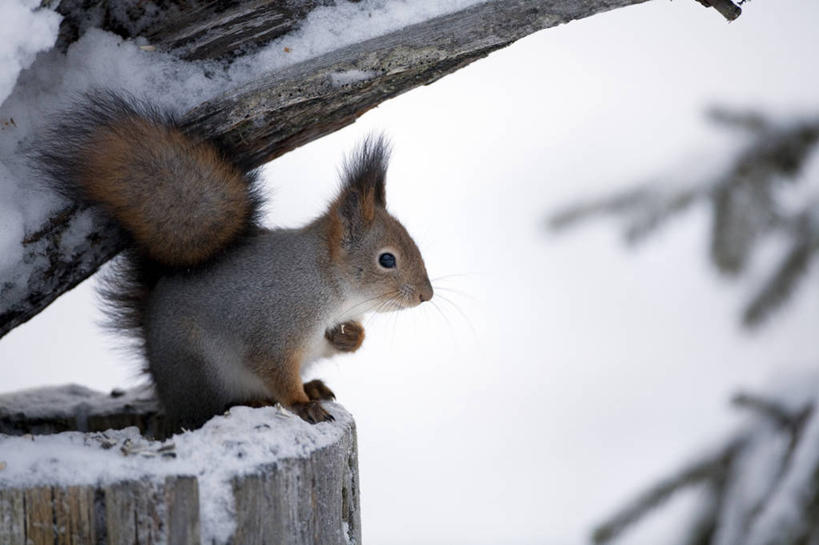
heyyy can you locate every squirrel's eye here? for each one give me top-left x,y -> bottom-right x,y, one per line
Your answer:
378,252 -> 396,269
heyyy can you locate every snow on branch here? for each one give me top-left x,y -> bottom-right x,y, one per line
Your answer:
0,0 -> 653,339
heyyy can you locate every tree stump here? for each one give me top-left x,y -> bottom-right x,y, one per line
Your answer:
0,385 -> 360,545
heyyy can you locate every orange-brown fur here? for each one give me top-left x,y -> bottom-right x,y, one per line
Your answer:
81,117 -> 251,267
249,348 -> 335,423
325,207 -> 345,263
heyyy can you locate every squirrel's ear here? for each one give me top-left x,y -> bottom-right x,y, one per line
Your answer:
334,135 -> 391,241
341,134 -> 390,208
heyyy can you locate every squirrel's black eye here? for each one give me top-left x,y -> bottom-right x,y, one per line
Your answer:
378,252 -> 396,269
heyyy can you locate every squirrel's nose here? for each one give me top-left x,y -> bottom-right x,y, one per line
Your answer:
418,282 -> 433,303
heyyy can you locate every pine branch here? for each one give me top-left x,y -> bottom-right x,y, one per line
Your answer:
548,109 -> 819,328
707,107 -> 769,133
623,187 -> 702,243
709,177 -> 776,275
591,437 -> 744,544
679,483 -> 725,545
731,392 -> 805,431
594,393 -> 817,545
547,186 -> 654,232
742,219 -> 817,328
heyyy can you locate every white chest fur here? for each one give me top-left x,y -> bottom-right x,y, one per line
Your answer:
298,294 -> 369,377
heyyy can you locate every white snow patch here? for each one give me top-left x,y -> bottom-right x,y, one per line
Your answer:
0,0 -> 61,107
239,0 -> 487,76
330,69 -> 376,87
0,387 -> 352,544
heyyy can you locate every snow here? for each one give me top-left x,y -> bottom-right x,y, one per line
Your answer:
0,385 -> 352,544
0,0 -> 60,277
0,383 -> 154,420
0,0 -> 61,106
331,69 -> 377,88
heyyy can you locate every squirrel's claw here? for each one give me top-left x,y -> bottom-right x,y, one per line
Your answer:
291,400 -> 335,424
326,321 -> 365,352
304,379 -> 336,401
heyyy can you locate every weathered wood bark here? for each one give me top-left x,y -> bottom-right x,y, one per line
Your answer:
0,385 -> 360,545
0,0 -> 652,339
50,0 -> 339,61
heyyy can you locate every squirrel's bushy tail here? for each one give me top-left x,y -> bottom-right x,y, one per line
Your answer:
35,91 -> 261,268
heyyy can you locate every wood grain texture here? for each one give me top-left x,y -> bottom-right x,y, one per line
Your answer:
164,476 -> 201,545
0,488 -> 25,545
231,421 -> 361,545
25,487 -> 54,545
2,0 -> 650,338
53,486 -> 97,545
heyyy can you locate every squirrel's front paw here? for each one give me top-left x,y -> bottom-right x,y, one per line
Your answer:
325,321 -> 365,352
291,401 -> 335,424
304,379 -> 336,401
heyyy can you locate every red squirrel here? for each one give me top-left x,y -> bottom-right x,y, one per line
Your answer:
35,92 -> 433,433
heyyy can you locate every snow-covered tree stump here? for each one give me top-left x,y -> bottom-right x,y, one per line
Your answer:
0,385 -> 360,545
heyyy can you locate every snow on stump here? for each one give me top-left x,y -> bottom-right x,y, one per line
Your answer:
0,385 -> 361,545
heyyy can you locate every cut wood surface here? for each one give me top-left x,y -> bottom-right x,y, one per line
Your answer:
0,385 -> 360,545
0,0 -> 651,339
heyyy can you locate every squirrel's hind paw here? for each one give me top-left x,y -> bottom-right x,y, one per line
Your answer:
291,400 -> 335,424
304,379 -> 336,401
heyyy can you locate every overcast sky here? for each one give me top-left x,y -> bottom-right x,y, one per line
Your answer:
3,1 -> 819,544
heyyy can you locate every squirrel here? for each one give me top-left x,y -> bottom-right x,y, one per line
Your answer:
33,91 -> 433,433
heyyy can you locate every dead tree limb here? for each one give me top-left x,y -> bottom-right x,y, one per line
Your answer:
1,0 -> 653,339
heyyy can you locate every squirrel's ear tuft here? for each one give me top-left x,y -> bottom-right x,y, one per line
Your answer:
334,134 -> 391,242
340,134 -> 391,208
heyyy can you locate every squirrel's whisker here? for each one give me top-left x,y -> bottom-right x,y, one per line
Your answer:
428,298 -> 457,344
430,273 -> 475,280
333,291 -> 398,321
434,292 -> 478,339
432,285 -> 479,303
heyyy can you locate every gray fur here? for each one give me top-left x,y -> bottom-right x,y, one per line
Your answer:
144,221 -> 347,431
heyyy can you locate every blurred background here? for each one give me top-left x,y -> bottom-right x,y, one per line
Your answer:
2,0 -> 819,543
